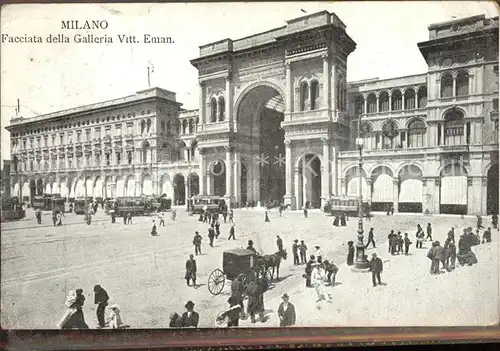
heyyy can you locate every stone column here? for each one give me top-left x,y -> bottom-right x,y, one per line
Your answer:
185,180 -> 189,207
233,151 -> 241,206
331,65 -> 337,111
452,76 -> 457,97
225,75 -> 233,124
402,92 -> 406,110
225,146 -> 233,199
388,93 -> 392,112
481,177 -> 488,215
440,123 -> 445,145
284,140 -> 293,198
321,138 -> 330,201
331,145 -> 338,195
199,148 -> 206,195
285,62 -> 292,121
376,95 -> 380,113
364,95 -> 368,115
463,121 -> 468,144
393,177 -> 399,213
199,82 -> 205,126
294,166 -> 301,210
322,54 -> 330,109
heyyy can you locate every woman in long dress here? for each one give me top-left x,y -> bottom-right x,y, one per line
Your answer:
457,234 -> 478,266
57,291 -> 88,329
347,241 -> 355,265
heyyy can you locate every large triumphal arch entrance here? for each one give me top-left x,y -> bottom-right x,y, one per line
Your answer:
190,11 -> 356,209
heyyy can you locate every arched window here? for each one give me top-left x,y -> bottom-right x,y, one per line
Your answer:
166,120 -> 171,134
175,120 -> 180,134
300,82 -> 309,111
182,120 -> 188,134
140,120 -> 146,134
379,91 -> 389,112
355,95 -> 364,115
441,73 -> 453,98
189,119 -> 194,134
341,81 -> 347,111
444,108 -> 465,145
146,118 -> 152,133
391,90 -> 402,111
404,89 -> 415,110
367,94 -> 377,113
310,80 -> 319,110
161,120 -> 165,134
417,87 -> 427,108
191,140 -> 198,159
408,119 -> 427,148
210,98 -> 217,122
142,141 -> 150,163
456,71 -> 469,96
218,97 -> 225,121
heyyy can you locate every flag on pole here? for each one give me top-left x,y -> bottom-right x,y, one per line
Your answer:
17,98 -> 20,113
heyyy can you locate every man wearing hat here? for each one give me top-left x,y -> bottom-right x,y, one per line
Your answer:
208,226 -> 216,247
193,231 -> 202,255
299,240 -> 308,264
276,235 -> 284,252
93,285 -> 109,328
277,293 -> 296,327
369,253 -> 383,287
304,255 -> 315,288
185,254 -> 197,287
247,240 -> 256,253
228,224 -> 236,240
180,300 -> 199,328
292,240 -> 300,265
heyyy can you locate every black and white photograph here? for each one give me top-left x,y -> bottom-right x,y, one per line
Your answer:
1,1 -> 499,330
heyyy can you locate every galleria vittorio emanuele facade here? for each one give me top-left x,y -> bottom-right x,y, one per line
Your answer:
6,11 -> 499,215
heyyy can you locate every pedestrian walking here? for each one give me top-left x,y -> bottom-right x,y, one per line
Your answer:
52,210 -> 57,226
311,263 -> 331,302
229,209 -> 234,223
277,293 -> 296,327
448,227 -> 456,243
404,233 -> 412,255
279,206 -> 283,217
416,224 -> 424,248
304,255 -> 315,288
276,235 -> 283,252
303,207 -> 308,218
127,212 -> 132,224
215,220 -> 221,238
57,290 -> 88,329
208,227 -> 215,247
158,212 -> 165,226
193,231 -> 202,255
180,301 -> 199,328
314,245 -> 323,263
299,240 -> 308,264
93,285 -> 109,328
292,239 -> 300,265
86,213 -> 92,225
426,223 -> 433,241
477,215 -> 484,229
333,213 -> 340,226
264,210 -> 270,222
397,232 -> 404,254
172,209 -> 177,221
492,214 -> 498,229
228,224 -> 236,240
347,241 -> 354,265
185,254 -> 197,288
56,212 -> 63,226
369,253 -> 383,287
123,213 -> 127,225
36,209 -> 42,224
365,228 -> 376,249
340,212 -> 347,226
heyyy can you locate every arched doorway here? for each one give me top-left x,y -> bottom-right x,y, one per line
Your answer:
86,177 -> 94,198
440,163 -> 468,214
487,163 -> 499,215
12,182 -> 20,197
75,178 -> 85,197
30,180 -> 36,199
371,166 -> 394,212
60,179 -> 68,199
173,174 -> 185,205
52,181 -> 60,195
45,182 -> 52,194
236,84 -> 285,204
160,174 -> 171,197
116,176 -> 125,197
22,181 -> 30,201
125,175 -> 135,196
94,177 -> 103,198
296,154 -> 322,209
346,166 -> 369,199
211,160 -> 226,197
188,173 -> 199,197
398,165 -> 423,213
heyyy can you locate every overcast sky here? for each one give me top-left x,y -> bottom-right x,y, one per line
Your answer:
1,1 -> 498,166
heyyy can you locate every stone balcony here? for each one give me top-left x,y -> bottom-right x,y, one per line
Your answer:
196,121 -> 231,134
360,107 -> 427,120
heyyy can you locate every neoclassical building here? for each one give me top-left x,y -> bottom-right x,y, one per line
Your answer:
6,11 -> 499,215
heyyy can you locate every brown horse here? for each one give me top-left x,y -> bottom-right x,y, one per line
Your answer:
258,249 -> 287,281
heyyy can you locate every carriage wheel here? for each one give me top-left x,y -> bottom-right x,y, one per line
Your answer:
208,269 -> 225,295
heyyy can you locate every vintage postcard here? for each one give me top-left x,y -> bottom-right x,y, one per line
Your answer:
1,1 -> 499,331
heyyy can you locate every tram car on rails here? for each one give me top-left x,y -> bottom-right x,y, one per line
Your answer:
190,195 -> 226,215
31,194 -> 66,212
208,248 -> 273,296
1,196 -> 26,222
324,195 -> 371,217
113,196 -> 159,217
73,197 -> 92,215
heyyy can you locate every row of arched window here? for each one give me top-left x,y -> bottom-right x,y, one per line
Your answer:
160,118 -> 197,135
210,96 -> 226,122
140,119 -> 152,134
355,87 -> 427,115
299,80 -> 320,111
440,71 -> 469,98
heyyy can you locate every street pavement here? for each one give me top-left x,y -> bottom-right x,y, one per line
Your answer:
1,207 -> 498,328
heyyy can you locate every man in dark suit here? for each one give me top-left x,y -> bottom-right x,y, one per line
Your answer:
276,235 -> 283,252
369,253 -> 383,287
277,293 -> 296,327
292,239 -> 300,265
93,284 -> 109,328
228,224 -> 236,240
365,228 -> 376,249
185,254 -> 197,287
180,300 -> 199,328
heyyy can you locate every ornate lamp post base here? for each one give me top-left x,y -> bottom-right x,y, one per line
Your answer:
353,243 -> 370,271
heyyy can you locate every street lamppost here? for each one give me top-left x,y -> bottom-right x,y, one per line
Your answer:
354,135 -> 369,269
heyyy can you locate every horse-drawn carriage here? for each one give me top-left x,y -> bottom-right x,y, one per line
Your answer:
208,248 -> 283,296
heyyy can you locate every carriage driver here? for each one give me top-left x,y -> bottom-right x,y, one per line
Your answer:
247,240 -> 257,253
